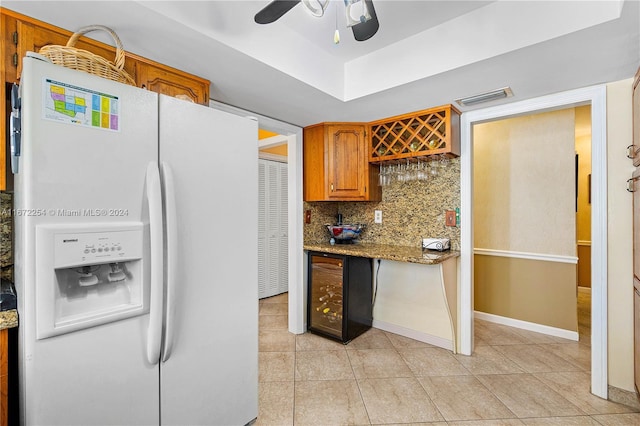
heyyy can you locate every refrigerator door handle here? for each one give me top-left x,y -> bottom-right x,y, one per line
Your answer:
160,162 -> 177,362
146,162 -> 164,365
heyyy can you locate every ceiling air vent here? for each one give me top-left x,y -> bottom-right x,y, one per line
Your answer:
455,87 -> 513,107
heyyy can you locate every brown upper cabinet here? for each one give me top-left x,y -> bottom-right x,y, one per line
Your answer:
2,8 -> 209,104
11,16 -> 139,88
302,104 -> 461,202
304,123 -> 381,202
135,62 -> 207,104
369,104 -> 460,162
0,8 -> 211,190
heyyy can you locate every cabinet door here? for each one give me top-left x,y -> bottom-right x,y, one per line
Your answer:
15,19 -> 136,82
135,62 -> 209,105
2,13 -> 18,83
12,14 -> 208,105
326,124 -> 368,200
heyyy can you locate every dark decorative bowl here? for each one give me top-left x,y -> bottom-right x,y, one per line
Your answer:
326,224 -> 365,241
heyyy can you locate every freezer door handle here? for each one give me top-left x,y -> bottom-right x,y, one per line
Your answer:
160,162 -> 177,362
146,162 -> 164,365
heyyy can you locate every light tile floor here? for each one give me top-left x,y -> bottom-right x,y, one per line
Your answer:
257,292 -> 640,425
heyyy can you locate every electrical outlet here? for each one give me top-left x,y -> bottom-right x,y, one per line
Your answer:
445,210 -> 456,227
374,210 -> 382,224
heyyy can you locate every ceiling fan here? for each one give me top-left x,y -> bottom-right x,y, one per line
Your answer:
254,0 -> 380,42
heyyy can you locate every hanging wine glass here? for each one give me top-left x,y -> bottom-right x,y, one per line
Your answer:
402,159 -> 411,182
439,154 -> 448,171
399,160 -> 409,182
410,160 -> 419,182
417,159 -> 427,181
383,164 -> 392,186
430,158 -> 439,177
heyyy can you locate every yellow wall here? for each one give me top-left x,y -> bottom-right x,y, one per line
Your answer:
575,106 -> 592,243
258,129 -> 279,139
606,78 -> 635,391
575,105 -> 592,288
474,109 -> 577,256
473,109 -> 578,332
474,255 -> 577,330
258,129 -> 288,157
260,144 -> 288,156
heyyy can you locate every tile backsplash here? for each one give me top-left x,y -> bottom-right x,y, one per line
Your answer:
304,158 -> 460,249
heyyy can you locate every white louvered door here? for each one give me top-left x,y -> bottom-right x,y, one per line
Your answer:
258,159 -> 289,298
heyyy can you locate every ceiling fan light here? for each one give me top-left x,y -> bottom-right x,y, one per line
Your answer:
302,0 -> 330,17
345,0 -> 371,27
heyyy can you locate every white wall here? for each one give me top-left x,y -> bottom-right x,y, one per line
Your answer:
606,78 -> 635,391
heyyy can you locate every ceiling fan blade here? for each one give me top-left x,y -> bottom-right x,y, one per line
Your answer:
255,0 -> 301,24
351,0 -> 379,41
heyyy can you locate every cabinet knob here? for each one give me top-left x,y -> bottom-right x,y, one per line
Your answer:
627,144 -> 636,159
330,183 -> 334,192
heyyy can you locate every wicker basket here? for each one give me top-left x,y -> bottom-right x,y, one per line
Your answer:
39,25 -> 136,86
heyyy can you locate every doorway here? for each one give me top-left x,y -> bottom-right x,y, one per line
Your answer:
472,108 -> 581,340
208,100 -> 305,334
460,85 -> 608,398
575,105 -> 593,346
258,134 -> 289,299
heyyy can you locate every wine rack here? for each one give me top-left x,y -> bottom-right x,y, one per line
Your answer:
316,284 -> 343,324
369,104 -> 461,163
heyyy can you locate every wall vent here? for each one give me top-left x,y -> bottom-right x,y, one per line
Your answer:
455,87 -> 513,107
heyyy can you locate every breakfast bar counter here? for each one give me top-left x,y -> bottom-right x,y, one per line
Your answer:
304,242 -> 460,352
303,242 -> 459,265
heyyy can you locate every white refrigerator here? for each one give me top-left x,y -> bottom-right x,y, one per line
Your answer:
12,54 -> 258,425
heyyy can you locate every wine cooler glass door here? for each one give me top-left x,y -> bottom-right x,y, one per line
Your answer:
309,255 -> 344,339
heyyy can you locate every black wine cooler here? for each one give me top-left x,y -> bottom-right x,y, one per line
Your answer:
307,252 -> 373,343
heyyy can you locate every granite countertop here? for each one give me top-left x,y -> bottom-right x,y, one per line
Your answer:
304,242 -> 460,265
0,310 -> 18,330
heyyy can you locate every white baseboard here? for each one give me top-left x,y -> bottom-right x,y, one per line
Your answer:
474,311 -> 579,341
372,320 -> 454,352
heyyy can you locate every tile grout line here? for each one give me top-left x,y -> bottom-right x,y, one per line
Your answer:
292,334 -> 297,426
345,344 -> 372,425
257,292 -> 640,425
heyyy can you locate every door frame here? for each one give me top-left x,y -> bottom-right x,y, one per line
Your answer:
209,101 -> 306,334
459,85 -> 608,398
